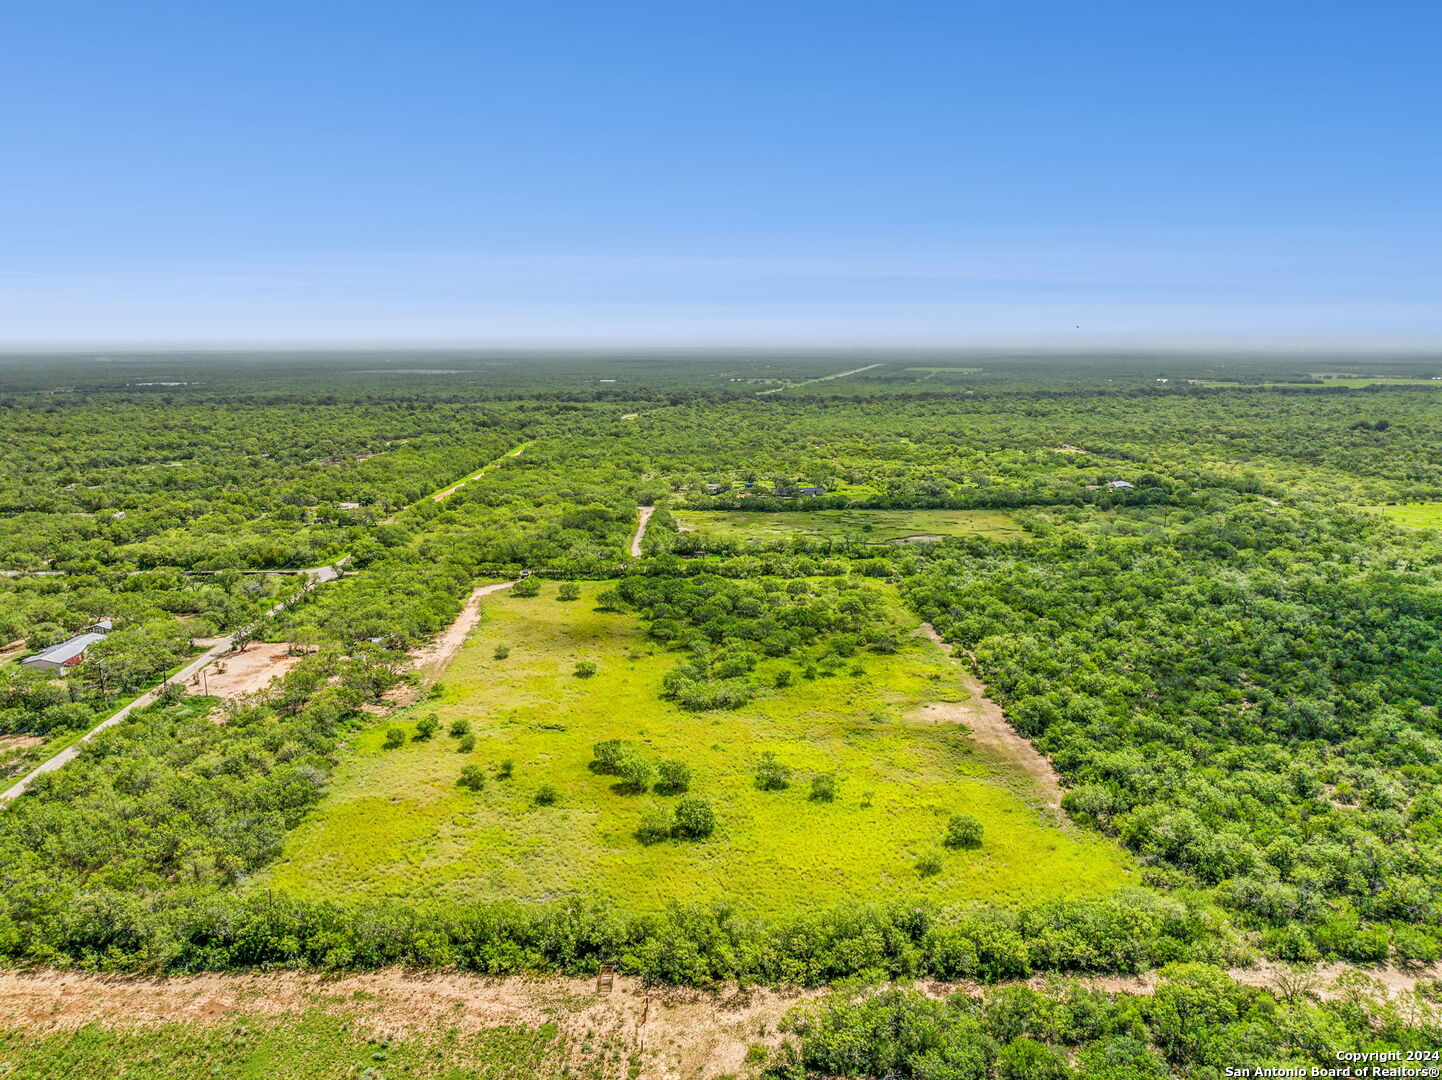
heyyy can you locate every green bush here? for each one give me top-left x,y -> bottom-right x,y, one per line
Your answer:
635,808 -> 672,845
944,813 -> 984,850
810,773 -> 838,802
414,715 -> 439,740
511,577 -> 540,598
493,644 -> 511,659
591,739 -> 631,774
755,752 -> 792,791
616,754 -> 655,794
496,758 -> 514,780
557,582 -> 581,601
917,851 -> 943,877
456,734 -> 476,753
457,765 -> 486,791
671,797 -> 716,839
573,660 -> 598,678
449,718 -> 471,737
533,783 -> 559,805
383,727 -> 406,749
655,759 -> 692,794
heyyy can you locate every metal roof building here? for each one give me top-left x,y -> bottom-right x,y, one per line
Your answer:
21,631 -> 108,674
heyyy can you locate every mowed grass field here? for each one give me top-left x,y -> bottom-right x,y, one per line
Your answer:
266,583 -> 1135,916
1366,503 -> 1442,529
674,508 -> 1025,544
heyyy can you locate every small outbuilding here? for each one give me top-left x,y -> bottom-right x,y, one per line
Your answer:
1105,480 -> 1135,489
21,631 -> 109,675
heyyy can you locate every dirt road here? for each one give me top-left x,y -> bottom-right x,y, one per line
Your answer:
630,505 -> 655,557
0,962 -> 1434,1079
916,622 -> 1065,811
409,580 -> 516,676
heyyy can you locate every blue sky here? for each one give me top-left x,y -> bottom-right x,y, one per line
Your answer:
2,1 -> 1439,346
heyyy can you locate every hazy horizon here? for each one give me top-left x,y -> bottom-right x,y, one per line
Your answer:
4,2 -> 1439,348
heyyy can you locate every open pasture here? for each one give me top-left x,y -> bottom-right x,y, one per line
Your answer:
674,508 -> 1024,545
266,583 -> 1132,916
1367,503 -> 1442,530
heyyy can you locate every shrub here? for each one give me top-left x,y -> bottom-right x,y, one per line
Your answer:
917,851 -> 943,877
774,669 -> 793,688
457,765 -> 487,791
635,808 -> 672,845
655,759 -> 692,795
511,577 -> 540,598
617,754 -> 655,794
493,644 -> 510,659
672,796 -> 716,839
591,739 -> 631,774
383,727 -> 405,749
449,718 -> 471,737
944,813 -> 984,849
810,773 -> 838,802
496,758 -> 514,780
755,752 -> 793,791
557,582 -> 581,601
574,661 -> 598,678
534,783 -> 559,805
414,715 -> 439,740
456,734 -> 476,753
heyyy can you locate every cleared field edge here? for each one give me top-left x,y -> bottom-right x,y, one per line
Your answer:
264,581 -> 1139,914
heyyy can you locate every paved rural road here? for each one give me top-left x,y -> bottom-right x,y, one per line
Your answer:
630,506 -> 655,557
0,562 -> 344,804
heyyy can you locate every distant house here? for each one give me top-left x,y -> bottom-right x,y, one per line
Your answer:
798,486 -> 826,496
1105,480 -> 1135,489
22,630 -> 109,674
704,483 -> 724,493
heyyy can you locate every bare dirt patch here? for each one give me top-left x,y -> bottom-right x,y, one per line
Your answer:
410,581 -> 516,677
0,969 -> 808,1079
185,642 -> 300,700
2,964 -> 1435,1077
0,735 -> 43,752
915,622 -> 1065,811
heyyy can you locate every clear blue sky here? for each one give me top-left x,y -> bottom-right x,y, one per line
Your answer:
3,1 -> 1439,347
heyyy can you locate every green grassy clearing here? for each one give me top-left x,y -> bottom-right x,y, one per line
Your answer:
266,583 -> 1135,917
1366,503 -> 1442,529
0,1012 -> 609,1080
674,508 -> 1025,544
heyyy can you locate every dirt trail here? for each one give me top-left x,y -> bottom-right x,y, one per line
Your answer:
1,963 -> 1435,1078
915,622 -> 1065,810
429,441 -> 528,503
630,505 -> 655,557
410,581 -> 516,676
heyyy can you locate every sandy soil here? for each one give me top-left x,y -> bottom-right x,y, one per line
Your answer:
915,622 -> 1065,811
0,639 -> 27,666
630,505 -> 655,557
1,963 -> 1435,1078
0,734 -> 43,752
0,969 -> 807,1079
187,641 -> 301,700
410,581 -> 516,676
